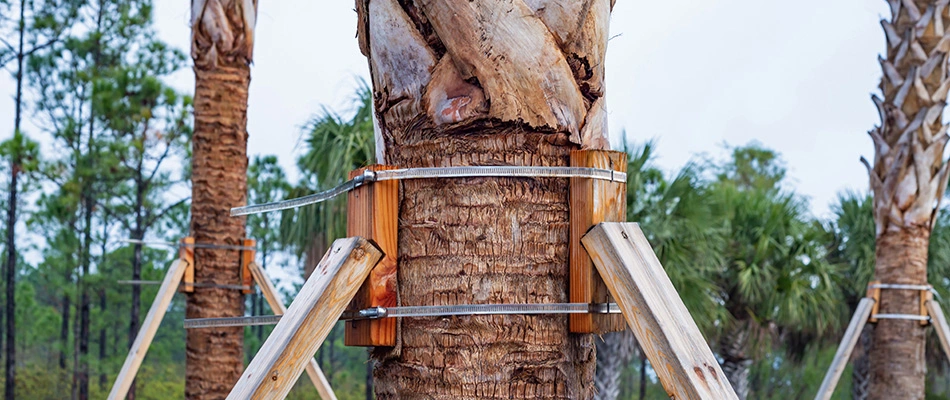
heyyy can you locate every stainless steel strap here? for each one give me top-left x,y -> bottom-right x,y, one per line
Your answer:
184,302 -> 621,329
230,166 -> 627,216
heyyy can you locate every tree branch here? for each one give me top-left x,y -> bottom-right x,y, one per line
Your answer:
145,197 -> 190,228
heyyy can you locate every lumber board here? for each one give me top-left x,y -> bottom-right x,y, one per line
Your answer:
928,300 -> 950,364
179,237 -> 195,293
345,165 -> 399,347
569,150 -> 627,333
814,297 -> 874,400
248,262 -> 336,400
108,259 -> 187,400
242,239 -> 256,294
582,223 -> 737,400
228,237 -> 382,400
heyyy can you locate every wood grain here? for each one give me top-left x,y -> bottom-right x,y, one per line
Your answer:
569,150 -> 626,333
179,237 -> 194,293
928,300 -> 950,365
227,237 -> 382,400
582,223 -> 738,400
815,298 -> 874,400
345,165 -> 399,347
249,262 -> 336,400
241,239 -> 256,294
108,260 -> 187,400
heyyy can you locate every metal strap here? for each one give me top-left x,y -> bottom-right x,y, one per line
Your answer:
117,280 -> 162,285
120,238 -> 255,251
230,166 -> 628,216
871,313 -> 931,322
182,282 -> 251,291
868,283 -> 935,293
184,302 -> 621,329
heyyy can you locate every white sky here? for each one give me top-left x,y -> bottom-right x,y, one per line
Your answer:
2,0 -> 893,221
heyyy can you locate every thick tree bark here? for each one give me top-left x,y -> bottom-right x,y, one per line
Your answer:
359,0 -> 612,398
720,324 -> 751,400
186,1 -> 256,398
864,2 -> 950,399
593,330 -> 635,400
851,325 -> 872,400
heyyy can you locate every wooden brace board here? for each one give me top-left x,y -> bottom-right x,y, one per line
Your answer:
344,165 -> 399,347
814,297 -> 875,400
569,150 -> 627,333
582,223 -> 738,399
249,262 -> 337,400
108,259 -> 188,400
228,237 -> 383,399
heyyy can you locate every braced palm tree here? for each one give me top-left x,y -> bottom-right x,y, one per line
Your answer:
186,0 -> 257,397
862,1 -> 950,398
357,0 -> 614,397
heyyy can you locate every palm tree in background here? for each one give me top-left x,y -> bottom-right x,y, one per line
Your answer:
186,0 -> 257,397
280,84 -> 375,277
709,146 -> 843,400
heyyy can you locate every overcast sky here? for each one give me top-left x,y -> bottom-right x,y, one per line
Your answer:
2,1 -> 895,219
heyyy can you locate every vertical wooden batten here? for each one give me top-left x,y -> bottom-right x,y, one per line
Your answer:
179,237 -> 195,293
344,165 -> 399,347
569,150 -> 627,333
241,239 -> 256,294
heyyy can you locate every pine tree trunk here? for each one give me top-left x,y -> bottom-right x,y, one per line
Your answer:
864,2 -> 950,398
359,0 -> 613,398
6,2 -> 25,395
186,1 -> 256,397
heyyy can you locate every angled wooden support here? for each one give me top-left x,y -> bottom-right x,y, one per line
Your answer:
344,165 -> 399,347
179,237 -> 195,293
242,239 -> 257,294
570,150 -> 627,333
108,259 -> 188,400
814,297 -> 875,400
228,237 -> 383,400
582,223 -> 738,399
927,299 -> 950,364
248,262 -> 337,400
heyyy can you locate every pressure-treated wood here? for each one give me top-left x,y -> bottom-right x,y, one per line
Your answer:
867,281 -> 880,323
570,150 -> 626,333
815,298 -> 875,400
108,259 -> 187,400
248,262 -> 336,400
344,165 -> 398,347
242,239 -> 256,294
179,237 -> 194,293
582,223 -> 738,400
228,237 -> 382,400
928,300 -> 950,364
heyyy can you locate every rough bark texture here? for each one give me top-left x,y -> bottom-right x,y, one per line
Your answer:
851,325 -> 872,400
186,0 -> 256,398
719,324 -> 751,400
358,0 -> 612,398
593,330 -> 636,400
864,1 -> 950,398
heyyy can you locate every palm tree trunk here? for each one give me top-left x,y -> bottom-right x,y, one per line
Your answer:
360,0 -> 613,397
864,2 -> 950,399
851,325 -> 872,400
594,330 -> 636,400
186,0 -> 256,398
720,325 -> 751,400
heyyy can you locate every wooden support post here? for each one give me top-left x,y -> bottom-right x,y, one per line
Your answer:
582,223 -> 737,399
179,237 -> 195,293
248,262 -> 337,400
814,297 -> 875,400
228,237 -> 383,400
927,299 -> 950,364
242,239 -> 256,294
108,260 -> 188,400
344,165 -> 398,347
920,288 -> 932,326
569,150 -> 627,333
866,280 -> 881,323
